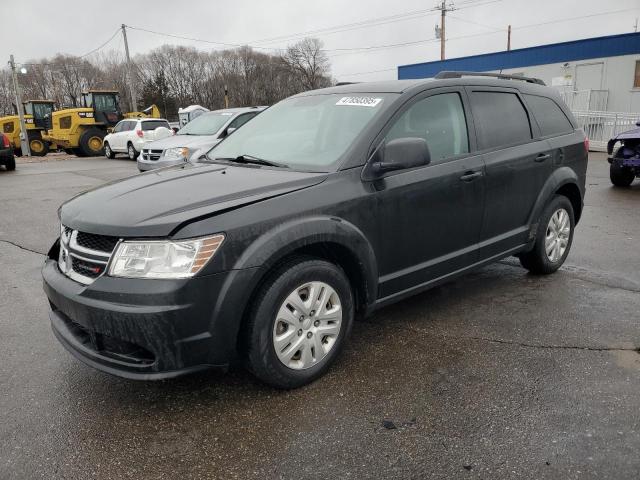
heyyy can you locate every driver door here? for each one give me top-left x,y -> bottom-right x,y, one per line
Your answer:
372,88 -> 486,300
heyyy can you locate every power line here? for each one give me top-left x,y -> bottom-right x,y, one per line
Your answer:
335,6 -> 640,76
329,6 -> 640,58
77,28 -> 121,58
249,9 -> 440,46
126,25 -> 284,52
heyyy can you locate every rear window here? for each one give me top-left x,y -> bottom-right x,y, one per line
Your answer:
524,94 -> 573,137
469,91 -> 532,150
141,120 -> 170,131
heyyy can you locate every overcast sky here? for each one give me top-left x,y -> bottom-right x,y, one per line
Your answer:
5,0 -> 640,82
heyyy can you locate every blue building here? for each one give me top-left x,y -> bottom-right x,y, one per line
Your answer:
398,32 -> 640,113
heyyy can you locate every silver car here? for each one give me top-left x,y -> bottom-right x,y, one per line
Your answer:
137,106 -> 266,171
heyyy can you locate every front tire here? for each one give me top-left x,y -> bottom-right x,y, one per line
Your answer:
78,128 -> 106,157
610,161 -> 635,187
127,142 -> 139,160
245,258 -> 354,389
104,142 -> 115,159
519,195 -> 575,275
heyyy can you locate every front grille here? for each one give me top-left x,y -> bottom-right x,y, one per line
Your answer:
59,226 -> 117,285
142,149 -> 163,161
71,257 -> 105,279
76,231 -> 119,254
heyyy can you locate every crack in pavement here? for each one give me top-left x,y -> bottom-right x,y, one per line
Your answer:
407,327 -> 640,353
498,259 -> 640,294
454,334 -> 639,352
0,239 -> 46,256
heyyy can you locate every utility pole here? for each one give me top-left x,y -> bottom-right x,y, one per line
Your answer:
121,24 -> 138,112
435,1 -> 455,60
224,85 -> 229,109
507,24 -> 512,51
8,55 -> 30,156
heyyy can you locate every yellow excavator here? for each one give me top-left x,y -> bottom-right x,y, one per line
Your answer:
0,100 -> 56,156
42,90 -> 161,157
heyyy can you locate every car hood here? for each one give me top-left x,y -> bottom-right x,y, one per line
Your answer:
610,126 -> 640,142
144,134 -> 222,151
61,163 -> 328,237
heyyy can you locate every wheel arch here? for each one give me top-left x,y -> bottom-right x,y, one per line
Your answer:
529,167 -> 583,227
231,216 -> 378,313
219,216 -> 379,355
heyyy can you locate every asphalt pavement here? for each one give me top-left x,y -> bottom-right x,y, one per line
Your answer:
0,153 -> 639,479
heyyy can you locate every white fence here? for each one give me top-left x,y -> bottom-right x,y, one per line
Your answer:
560,89 -> 609,112
572,110 -> 639,152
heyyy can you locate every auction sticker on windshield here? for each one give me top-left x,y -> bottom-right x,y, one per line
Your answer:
336,97 -> 383,107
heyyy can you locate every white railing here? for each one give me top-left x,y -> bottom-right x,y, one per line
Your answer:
571,110 -> 639,152
559,89 -> 609,112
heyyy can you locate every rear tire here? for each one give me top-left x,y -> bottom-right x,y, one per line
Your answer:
78,128 -> 105,157
4,156 -> 16,171
127,142 -> 139,160
104,142 -> 116,159
27,131 -> 49,157
519,195 -> 574,275
245,258 -> 354,389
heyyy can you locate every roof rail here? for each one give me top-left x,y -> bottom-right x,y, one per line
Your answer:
434,71 -> 546,85
335,81 -> 361,86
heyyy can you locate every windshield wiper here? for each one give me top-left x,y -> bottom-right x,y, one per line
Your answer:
212,155 -> 288,168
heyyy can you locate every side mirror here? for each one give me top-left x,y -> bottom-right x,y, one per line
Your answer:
225,127 -> 237,136
636,121 -> 640,127
366,137 -> 431,178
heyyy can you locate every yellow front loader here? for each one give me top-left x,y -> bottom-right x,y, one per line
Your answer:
0,100 -> 56,156
42,90 -> 161,157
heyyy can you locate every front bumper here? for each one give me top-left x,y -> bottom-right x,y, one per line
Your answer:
43,255 -> 256,380
137,157 -> 184,171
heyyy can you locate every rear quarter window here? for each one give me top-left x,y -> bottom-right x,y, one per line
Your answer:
469,91 -> 532,150
523,94 -> 574,137
141,120 -> 170,131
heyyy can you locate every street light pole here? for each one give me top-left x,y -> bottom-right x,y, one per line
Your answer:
9,55 -> 30,156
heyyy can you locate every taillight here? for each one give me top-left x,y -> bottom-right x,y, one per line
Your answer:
1,134 -> 9,148
584,136 -> 589,153
136,130 -> 143,138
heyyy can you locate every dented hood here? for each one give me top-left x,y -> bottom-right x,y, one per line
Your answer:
61,163 -> 327,237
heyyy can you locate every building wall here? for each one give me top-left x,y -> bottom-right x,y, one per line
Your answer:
398,32 -> 640,113
490,54 -> 640,112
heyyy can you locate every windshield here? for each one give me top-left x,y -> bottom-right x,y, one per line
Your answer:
206,93 -> 393,171
178,112 -> 234,135
94,94 -> 118,112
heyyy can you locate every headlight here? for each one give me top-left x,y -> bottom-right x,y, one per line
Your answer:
163,147 -> 190,161
108,234 -> 224,279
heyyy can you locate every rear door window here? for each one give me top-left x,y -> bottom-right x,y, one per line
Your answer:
469,91 -> 532,150
386,92 -> 469,163
523,94 -> 574,137
141,120 -> 170,131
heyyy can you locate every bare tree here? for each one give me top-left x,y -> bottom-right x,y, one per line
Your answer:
0,38 -> 333,119
283,38 -> 331,91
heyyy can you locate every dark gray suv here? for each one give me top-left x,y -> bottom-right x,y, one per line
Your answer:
42,72 -> 588,388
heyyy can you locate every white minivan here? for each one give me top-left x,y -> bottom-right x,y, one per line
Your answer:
103,118 -> 173,160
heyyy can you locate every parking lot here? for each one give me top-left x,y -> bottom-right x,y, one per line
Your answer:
0,152 -> 639,479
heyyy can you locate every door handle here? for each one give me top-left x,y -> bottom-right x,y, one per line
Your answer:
459,171 -> 483,182
535,153 -> 551,162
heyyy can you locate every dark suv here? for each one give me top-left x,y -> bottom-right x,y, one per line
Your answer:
43,72 -> 588,388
